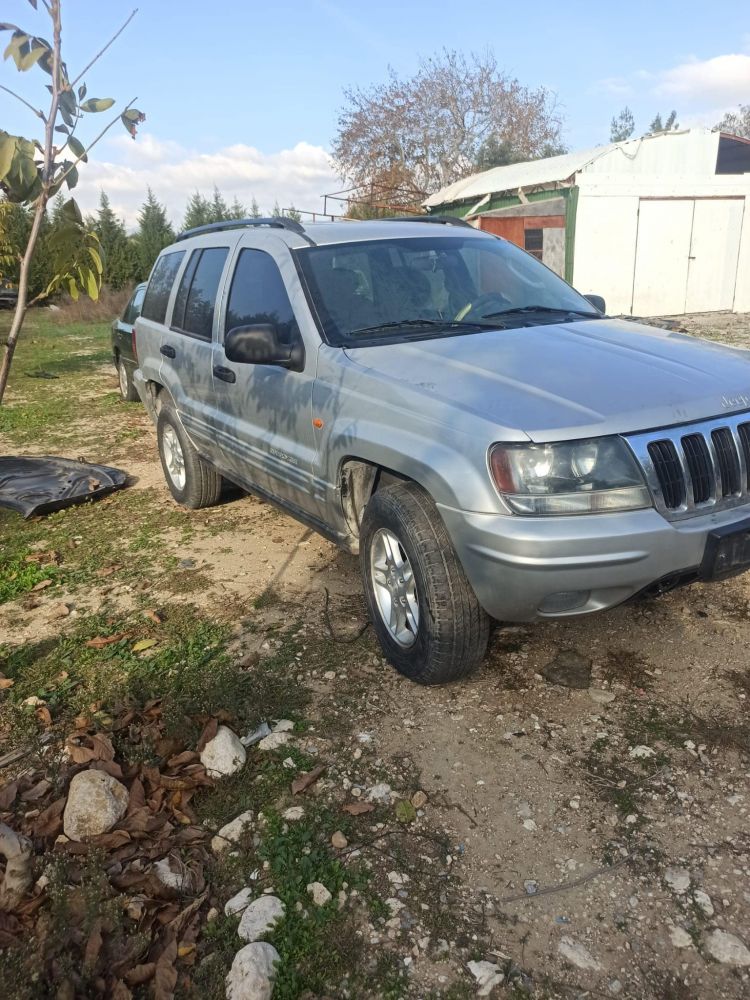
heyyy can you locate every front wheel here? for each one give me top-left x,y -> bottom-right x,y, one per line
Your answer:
360,482 -> 490,684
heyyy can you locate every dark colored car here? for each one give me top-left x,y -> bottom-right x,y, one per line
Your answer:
0,283 -> 19,309
111,282 -> 146,400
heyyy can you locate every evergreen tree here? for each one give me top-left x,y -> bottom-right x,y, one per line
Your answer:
93,191 -> 136,289
285,205 -> 302,223
271,200 -> 282,218
649,110 -> 678,133
210,186 -> 230,222
135,188 -> 174,279
228,196 -> 247,219
249,197 -> 261,218
183,191 -> 211,230
610,106 -> 635,143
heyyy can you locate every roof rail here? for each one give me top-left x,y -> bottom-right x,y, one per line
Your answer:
175,216 -> 315,245
379,215 -> 475,230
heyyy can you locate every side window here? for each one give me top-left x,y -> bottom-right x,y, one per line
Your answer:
225,249 -> 299,344
141,251 -> 185,324
123,284 -> 145,325
172,247 -> 228,340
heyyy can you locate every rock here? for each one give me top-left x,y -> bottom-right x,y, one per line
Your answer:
206,906 -> 219,922
200,725 -> 246,778
331,830 -> 348,849
588,688 -> 616,704
63,770 -> 129,841
669,924 -> 693,949
257,732 -> 290,751
542,650 -> 591,689
522,819 -> 538,831
282,806 -> 304,822
307,881 -> 332,906
664,867 -> 691,894
152,856 -> 194,892
629,745 -> 656,759
225,888 -> 254,917
704,929 -> 750,966
226,942 -> 279,999
558,937 -> 601,970
237,896 -> 286,943
272,719 -> 294,733
693,889 -> 714,917
467,960 -> 504,996
411,790 -> 428,809
367,782 -> 392,803
211,810 -> 254,854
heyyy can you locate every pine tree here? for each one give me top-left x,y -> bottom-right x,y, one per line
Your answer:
228,196 -> 247,219
271,200 -> 282,218
183,191 -> 211,230
285,205 -> 302,223
93,191 -> 136,289
135,188 -> 174,279
610,107 -> 635,143
249,197 -> 261,218
210,186 -> 229,222
649,111 -> 678,133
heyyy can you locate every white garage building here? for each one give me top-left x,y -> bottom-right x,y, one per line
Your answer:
424,128 -> 750,316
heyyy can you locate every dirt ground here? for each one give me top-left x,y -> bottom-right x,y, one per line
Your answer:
2,310 -> 750,998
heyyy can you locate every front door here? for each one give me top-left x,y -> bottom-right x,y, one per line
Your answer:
212,247 -> 320,517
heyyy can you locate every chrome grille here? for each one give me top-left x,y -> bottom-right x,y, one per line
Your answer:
626,412 -> 750,520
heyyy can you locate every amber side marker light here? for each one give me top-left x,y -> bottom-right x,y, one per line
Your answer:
313,418 -> 324,428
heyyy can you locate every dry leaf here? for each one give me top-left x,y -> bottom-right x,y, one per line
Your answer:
31,579 -> 53,592
66,732 -> 115,763
85,632 -> 127,649
35,706 -> 53,727
111,981 -> 133,1000
95,565 -> 120,578
195,718 -> 218,754
83,918 -> 103,971
342,801 -> 375,815
35,797 -> 66,837
0,782 -> 18,810
20,779 -> 51,803
132,638 -> 158,653
46,602 -> 71,620
291,763 -> 327,795
153,935 -> 178,1000
0,678 -> 14,690
143,609 -> 163,624
123,963 -> 155,986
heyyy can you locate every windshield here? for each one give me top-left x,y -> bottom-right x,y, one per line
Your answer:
295,234 -> 598,346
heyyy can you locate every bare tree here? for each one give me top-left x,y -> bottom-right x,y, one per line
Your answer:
717,105 -> 750,139
333,49 -> 564,204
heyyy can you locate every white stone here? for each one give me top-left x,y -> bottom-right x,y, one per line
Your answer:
704,929 -> 750,966
257,732 -> 290,751
225,888 -> 254,917
238,896 -> 286,943
331,830 -> 348,849
211,810 -> 254,854
152,856 -> 193,892
522,819 -> 538,831
367,782 -> 393,803
693,889 -> 714,916
200,726 -> 246,778
273,719 -> 294,733
63,770 -> 129,842
629,745 -> 655,759
467,960 -> 504,996
226,942 -> 279,1000
668,924 -> 693,949
664,867 -> 691,894
558,937 -> 601,971
588,688 -> 616,704
282,806 -> 304,822
307,881 -> 332,906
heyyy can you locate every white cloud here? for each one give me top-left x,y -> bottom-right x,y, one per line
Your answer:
595,76 -> 633,97
654,53 -> 750,105
73,139 -> 341,229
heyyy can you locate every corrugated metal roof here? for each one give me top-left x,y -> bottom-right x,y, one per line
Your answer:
424,128 -> 724,208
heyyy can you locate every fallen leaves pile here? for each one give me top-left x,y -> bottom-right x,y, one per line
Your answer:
0,701 -> 222,998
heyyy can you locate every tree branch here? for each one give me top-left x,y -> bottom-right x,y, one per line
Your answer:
71,8 -> 138,87
0,84 -> 45,122
53,97 -> 138,189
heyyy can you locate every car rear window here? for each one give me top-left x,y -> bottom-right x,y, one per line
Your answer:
172,247 -> 229,340
141,251 -> 185,325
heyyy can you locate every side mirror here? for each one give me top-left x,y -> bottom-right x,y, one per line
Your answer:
224,324 -> 304,371
584,294 -> 606,314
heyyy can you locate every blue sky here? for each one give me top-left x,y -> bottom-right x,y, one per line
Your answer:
3,0 -> 749,225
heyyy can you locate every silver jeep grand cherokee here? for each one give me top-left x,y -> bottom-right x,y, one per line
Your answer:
134,216 -> 750,685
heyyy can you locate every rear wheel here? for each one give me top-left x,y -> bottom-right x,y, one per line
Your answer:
360,481 -> 490,684
117,356 -> 138,402
156,403 -> 222,508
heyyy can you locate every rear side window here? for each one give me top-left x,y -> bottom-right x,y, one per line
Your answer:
122,284 -> 145,325
141,251 -> 185,324
172,247 -> 228,340
225,249 -> 298,343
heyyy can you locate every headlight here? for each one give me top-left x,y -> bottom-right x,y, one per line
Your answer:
488,437 -> 651,515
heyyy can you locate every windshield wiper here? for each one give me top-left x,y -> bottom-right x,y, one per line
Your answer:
348,318 -> 494,337
479,305 -> 601,321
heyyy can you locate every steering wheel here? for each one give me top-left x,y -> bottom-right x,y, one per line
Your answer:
454,292 -> 510,323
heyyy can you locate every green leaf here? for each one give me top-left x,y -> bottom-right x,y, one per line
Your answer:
61,198 -> 83,224
64,163 -> 79,190
17,39 -> 47,71
132,638 -> 158,652
122,109 -> 145,122
77,83 -> 86,101
87,245 -> 103,274
84,267 -> 99,300
395,800 -> 417,823
3,31 -> 28,69
59,107 -> 74,128
0,134 -> 16,182
54,124 -> 69,134
67,277 -> 79,301
80,97 -> 115,113
67,136 -> 87,163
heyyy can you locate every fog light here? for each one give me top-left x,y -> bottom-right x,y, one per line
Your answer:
538,591 -> 590,613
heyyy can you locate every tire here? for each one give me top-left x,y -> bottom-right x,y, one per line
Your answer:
156,402 -> 222,509
360,481 -> 490,684
116,356 -> 139,402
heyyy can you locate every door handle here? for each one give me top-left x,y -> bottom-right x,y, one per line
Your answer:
160,344 -> 176,358
213,365 -> 236,384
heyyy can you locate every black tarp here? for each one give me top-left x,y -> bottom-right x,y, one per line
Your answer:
0,457 -> 128,518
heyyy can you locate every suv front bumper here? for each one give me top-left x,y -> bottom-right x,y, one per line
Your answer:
437,501 -> 750,622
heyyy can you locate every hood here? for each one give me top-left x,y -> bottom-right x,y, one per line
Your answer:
344,318 -> 750,442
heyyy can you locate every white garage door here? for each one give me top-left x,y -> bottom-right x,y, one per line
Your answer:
631,198 -> 745,315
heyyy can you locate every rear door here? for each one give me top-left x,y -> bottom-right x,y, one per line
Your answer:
113,284 -> 145,364
157,244 -> 230,467
212,245 -> 319,514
